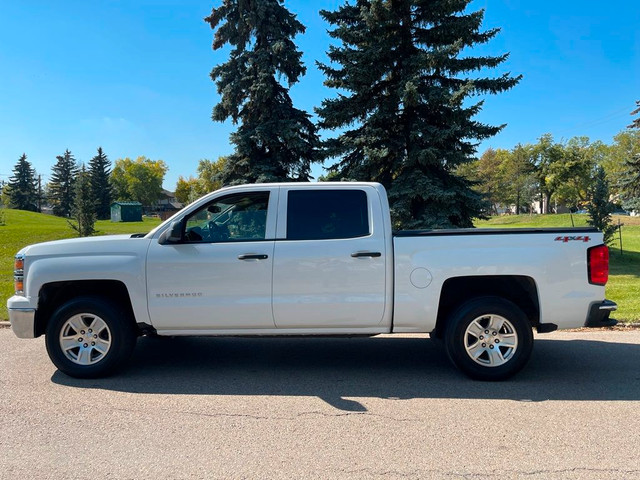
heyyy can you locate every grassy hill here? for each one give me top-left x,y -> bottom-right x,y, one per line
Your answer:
1,209 -> 161,320
1,209 -> 638,322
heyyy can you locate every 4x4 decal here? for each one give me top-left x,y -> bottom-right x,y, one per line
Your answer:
555,235 -> 590,243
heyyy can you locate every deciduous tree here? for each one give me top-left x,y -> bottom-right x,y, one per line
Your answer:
175,176 -> 205,205
111,156 -> 168,207
498,145 -> 536,214
531,134 -> 565,213
196,157 -> 226,192
552,137 -> 598,210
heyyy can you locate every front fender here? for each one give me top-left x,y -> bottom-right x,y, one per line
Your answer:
25,252 -> 150,326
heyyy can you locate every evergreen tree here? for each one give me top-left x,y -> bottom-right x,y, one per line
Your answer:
68,166 -> 96,237
621,102 -> 640,211
7,153 -> 39,212
587,166 -> 616,245
317,0 -> 520,229
619,154 -> 640,212
49,149 -> 79,217
205,0 -> 319,185
88,147 -> 113,220
629,100 -> 640,129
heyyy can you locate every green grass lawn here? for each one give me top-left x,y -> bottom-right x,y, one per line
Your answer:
1,209 -> 161,320
1,209 -> 638,322
476,213 -> 640,322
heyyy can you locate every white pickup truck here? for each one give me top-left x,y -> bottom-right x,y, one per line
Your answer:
8,182 -> 617,380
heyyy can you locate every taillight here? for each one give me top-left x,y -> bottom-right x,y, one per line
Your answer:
588,245 -> 609,285
14,254 -> 25,295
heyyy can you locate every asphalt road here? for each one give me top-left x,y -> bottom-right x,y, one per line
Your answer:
1,327 -> 639,480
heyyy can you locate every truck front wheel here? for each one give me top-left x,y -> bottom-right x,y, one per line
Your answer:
444,297 -> 533,381
45,297 -> 137,378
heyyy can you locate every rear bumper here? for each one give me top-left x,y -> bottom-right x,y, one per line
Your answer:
584,300 -> 618,328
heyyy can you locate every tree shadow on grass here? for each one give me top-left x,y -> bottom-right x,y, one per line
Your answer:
610,249 -> 640,278
51,335 -> 640,411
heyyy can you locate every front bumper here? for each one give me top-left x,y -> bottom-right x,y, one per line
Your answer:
7,295 -> 36,339
584,300 -> 618,328
9,308 -> 36,338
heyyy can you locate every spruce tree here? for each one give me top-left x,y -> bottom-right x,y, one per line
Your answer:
317,0 -> 521,229
68,166 -> 96,237
205,0 -> 319,184
7,153 -> 39,212
587,166 -> 616,245
49,149 -> 79,217
88,147 -> 113,220
629,100 -> 640,129
621,102 -> 640,211
619,154 -> 640,212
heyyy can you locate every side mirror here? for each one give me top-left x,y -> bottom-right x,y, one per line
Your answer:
158,220 -> 182,245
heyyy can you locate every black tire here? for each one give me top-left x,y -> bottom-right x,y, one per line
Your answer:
444,296 -> 533,381
45,296 -> 137,378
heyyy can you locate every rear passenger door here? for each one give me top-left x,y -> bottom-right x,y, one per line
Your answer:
272,187 -> 387,329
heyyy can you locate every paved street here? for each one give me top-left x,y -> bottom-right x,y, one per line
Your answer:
1,327 -> 639,479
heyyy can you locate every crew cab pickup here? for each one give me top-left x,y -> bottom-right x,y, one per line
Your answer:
8,182 -> 617,380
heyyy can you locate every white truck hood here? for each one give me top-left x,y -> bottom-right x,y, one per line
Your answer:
18,235 -> 148,257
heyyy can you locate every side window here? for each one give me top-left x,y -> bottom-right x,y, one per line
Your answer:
286,189 -> 369,241
184,192 -> 269,243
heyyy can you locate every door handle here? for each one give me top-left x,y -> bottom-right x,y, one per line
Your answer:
238,254 -> 269,260
351,251 -> 382,258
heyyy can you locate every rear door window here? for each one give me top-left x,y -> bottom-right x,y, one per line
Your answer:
286,190 -> 369,240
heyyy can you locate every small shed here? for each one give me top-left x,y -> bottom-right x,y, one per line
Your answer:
111,202 -> 143,222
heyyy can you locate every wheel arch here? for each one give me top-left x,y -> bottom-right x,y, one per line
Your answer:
35,280 -> 137,337
433,275 -> 540,339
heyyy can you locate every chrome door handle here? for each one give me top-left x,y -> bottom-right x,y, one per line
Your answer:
238,254 -> 269,260
351,251 -> 382,258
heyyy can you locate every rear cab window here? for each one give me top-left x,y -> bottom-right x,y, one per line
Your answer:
286,189 -> 369,240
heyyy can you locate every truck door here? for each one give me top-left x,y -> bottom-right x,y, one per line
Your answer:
146,189 -> 277,331
272,187 -> 387,329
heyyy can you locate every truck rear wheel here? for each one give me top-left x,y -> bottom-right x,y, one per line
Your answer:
45,296 -> 137,378
444,296 -> 533,381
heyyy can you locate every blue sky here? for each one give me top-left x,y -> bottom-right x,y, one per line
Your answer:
1,0 -> 638,190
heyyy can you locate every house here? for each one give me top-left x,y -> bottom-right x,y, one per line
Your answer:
154,189 -> 183,220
